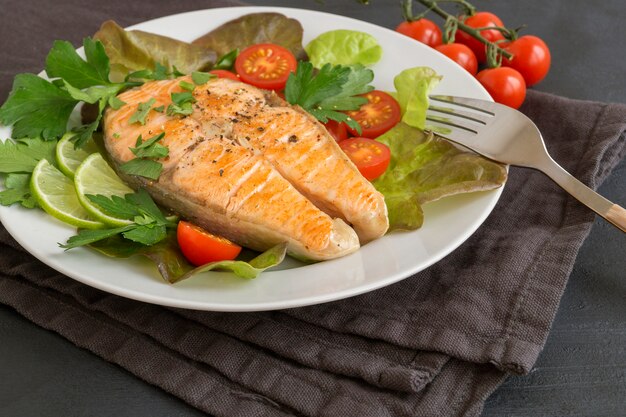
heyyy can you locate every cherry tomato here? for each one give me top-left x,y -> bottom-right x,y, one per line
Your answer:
502,35 -> 551,87
234,43 -> 297,90
177,221 -> 242,266
476,67 -> 527,109
346,90 -> 402,138
209,69 -> 240,81
395,18 -> 443,48
339,137 -> 391,181
455,12 -> 505,63
434,43 -> 478,75
323,120 -> 349,142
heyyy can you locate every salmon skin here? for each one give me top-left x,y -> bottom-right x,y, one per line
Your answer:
103,76 -> 388,261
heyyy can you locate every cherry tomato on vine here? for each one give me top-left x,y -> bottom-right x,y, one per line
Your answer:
455,11 -> 505,63
323,120 -> 349,142
476,67 -> 527,109
339,137 -> 391,181
395,18 -> 443,48
177,221 -> 242,266
209,69 -> 240,81
234,43 -> 297,90
502,35 -> 551,87
435,43 -> 478,75
345,90 -> 402,138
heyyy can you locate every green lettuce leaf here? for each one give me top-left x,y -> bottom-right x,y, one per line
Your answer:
192,12 -> 307,61
175,242 -> 288,283
305,30 -> 382,68
93,20 -> 217,81
89,231 -> 288,283
393,67 -> 442,130
373,123 -> 507,231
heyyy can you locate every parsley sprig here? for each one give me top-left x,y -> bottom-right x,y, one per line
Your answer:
0,38 -> 135,147
284,62 -> 374,133
0,137 -> 57,208
60,188 -> 177,249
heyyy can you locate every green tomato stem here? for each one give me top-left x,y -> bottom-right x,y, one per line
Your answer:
414,0 -> 514,61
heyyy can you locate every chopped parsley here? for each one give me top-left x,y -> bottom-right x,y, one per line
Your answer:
213,49 -> 239,70
129,98 -> 157,125
179,80 -> 195,91
191,71 -> 215,85
120,133 -> 168,180
166,91 -> 195,116
129,133 -> 168,159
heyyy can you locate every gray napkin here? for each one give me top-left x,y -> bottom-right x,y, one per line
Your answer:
1,1 -> 626,416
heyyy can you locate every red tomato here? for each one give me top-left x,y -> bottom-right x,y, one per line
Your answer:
455,12 -> 505,63
209,69 -> 240,81
177,221 -> 242,266
395,18 -> 443,48
434,43 -> 478,75
339,137 -> 391,181
346,90 -> 402,138
234,43 -> 297,90
323,120 -> 348,142
476,67 -> 527,109
502,35 -> 551,87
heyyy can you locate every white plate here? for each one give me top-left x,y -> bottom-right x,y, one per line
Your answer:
0,6 -> 501,311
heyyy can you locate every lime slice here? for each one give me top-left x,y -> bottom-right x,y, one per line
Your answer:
30,159 -> 104,229
74,153 -> 135,227
56,132 -> 99,178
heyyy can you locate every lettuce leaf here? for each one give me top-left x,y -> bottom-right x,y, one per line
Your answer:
392,67 -> 442,130
305,30 -> 382,68
93,20 -> 217,82
89,231 -> 287,283
192,12 -> 307,61
373,123 -> 507,231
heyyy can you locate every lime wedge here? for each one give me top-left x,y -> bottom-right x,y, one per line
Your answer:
30,159 -> 104,229
56,133 -> 99,178
74,153 -> 135,227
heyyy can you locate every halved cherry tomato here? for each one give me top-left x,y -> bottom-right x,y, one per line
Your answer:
434,43 -> 478,75
455,12 -> 505,63
234,43 -> 297,91
339,137 -> 391,181
323,120 -> 349,142
502,35 -> 551,87
177,221 -> 242,266
209,69 -> 240,81
346,90 -> 402,138
395,18 -> 442,48
476,67 -> 526,109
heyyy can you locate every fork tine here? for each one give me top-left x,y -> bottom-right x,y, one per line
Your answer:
427,104 -> 492,125
425,113 -> 479,134
429,95 -> 500,115
424,116 -> 481,147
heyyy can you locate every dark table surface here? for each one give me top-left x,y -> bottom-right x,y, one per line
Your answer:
1,1 -> 624,416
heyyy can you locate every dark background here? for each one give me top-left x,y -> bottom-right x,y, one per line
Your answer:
1,0 -> 624,416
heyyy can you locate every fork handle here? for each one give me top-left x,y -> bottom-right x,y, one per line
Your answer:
538,157 -> 626,232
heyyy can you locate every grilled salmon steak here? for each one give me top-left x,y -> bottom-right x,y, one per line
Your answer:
103,76 -> 388,261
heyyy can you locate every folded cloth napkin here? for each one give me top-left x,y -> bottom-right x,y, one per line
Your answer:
1,1 -> 626,416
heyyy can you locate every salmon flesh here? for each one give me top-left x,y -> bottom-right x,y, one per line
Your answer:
103,77 -> 388,261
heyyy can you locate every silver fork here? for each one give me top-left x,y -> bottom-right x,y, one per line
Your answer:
426,95 -> 626,233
